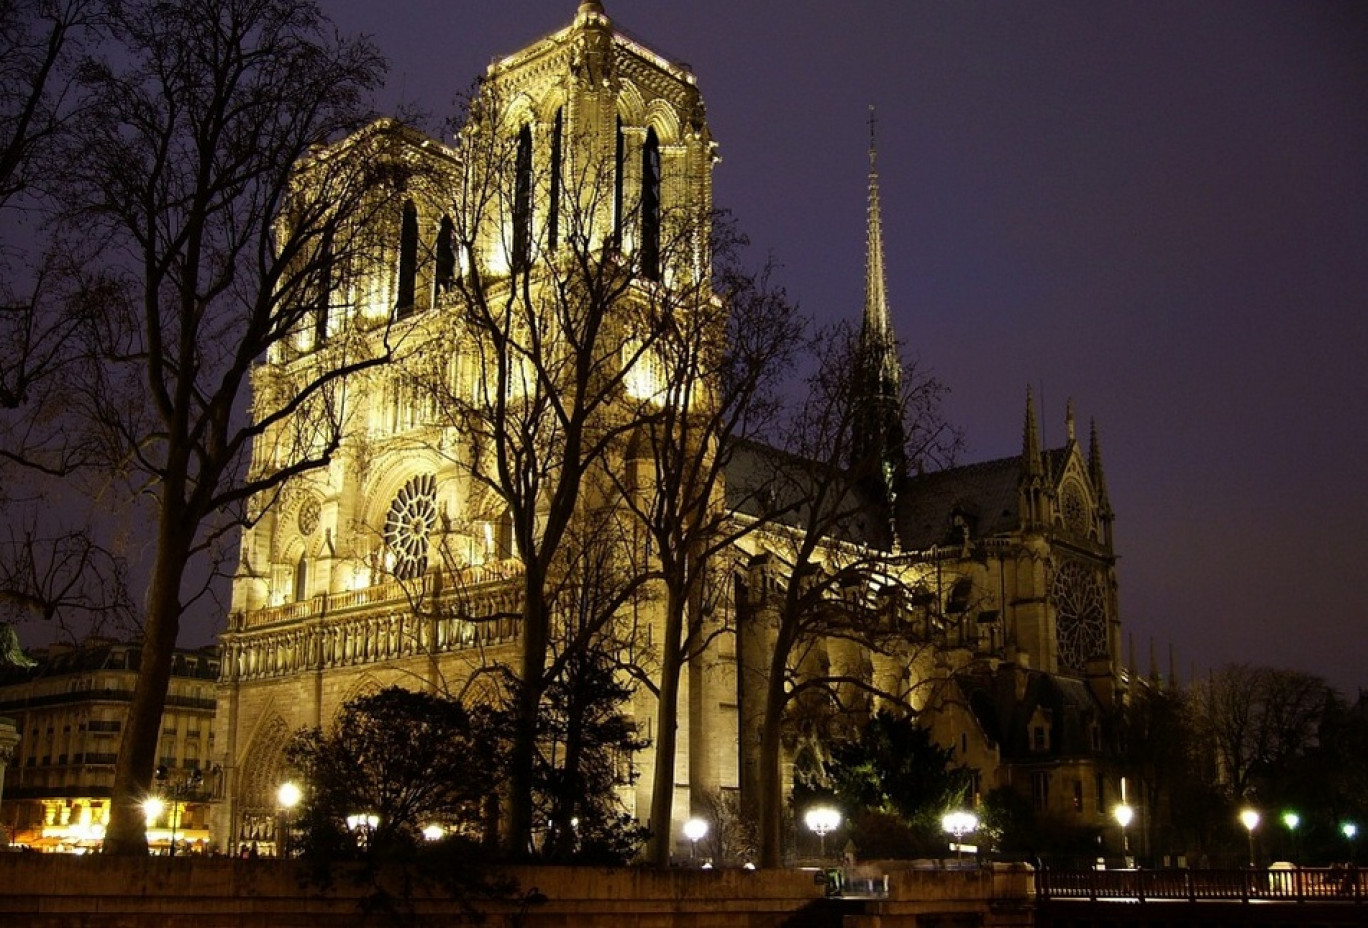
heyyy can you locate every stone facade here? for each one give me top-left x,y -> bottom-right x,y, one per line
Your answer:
214,1 -> 1125,859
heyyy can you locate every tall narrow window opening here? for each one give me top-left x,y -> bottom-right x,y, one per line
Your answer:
313,226 -> 334,346
396,199 -> 418,316
641,127 -> 661,279
293,554 -> 308,603
512,124 -> 533,272
612,116 -> 625,248
434,215 -> 455,296
549,108 -> 563,251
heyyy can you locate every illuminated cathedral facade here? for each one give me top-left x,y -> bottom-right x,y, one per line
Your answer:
213,1 -> 1125,857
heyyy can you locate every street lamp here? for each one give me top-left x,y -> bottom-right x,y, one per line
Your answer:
142,796 -> 167,856
683,817 -> 708,861
804,806 -> 842,860
1239,808 -> 1260,868
345,812 -> 379,849
1114,803 -> 1134,866
276,782 -> 301,858
422,824 -> 445,842
1343,822 -> 1359,863
1282,811 -> 1300,863
941,810 -> 979,862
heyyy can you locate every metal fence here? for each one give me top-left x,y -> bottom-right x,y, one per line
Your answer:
1038,866 -> 1364,903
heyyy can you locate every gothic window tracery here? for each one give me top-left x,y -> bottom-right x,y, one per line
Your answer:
1061,479 -> 1090,536
1052,559 -> 1108,672
384,474 -> 438,580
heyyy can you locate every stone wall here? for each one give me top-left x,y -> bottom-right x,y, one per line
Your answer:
0,856 -> 1036,928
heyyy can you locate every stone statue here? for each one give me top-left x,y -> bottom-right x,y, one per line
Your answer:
0,622 -> 36,669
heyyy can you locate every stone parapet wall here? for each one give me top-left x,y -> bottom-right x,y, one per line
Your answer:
0,855 -> 1036,927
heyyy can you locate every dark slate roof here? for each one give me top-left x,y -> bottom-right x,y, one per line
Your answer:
724,439 -> 886,545
0,641 -> 219,686
726,439 -> 1074,552
895,455 -> 1022,550
894,447 -> 1074,550
957,665 -> 1105,760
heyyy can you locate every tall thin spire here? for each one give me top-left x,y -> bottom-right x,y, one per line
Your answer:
1089,417 -> 1112,513
863,106 -> 899,391
851,106 -> 906,543
1022,385 -> 1042,477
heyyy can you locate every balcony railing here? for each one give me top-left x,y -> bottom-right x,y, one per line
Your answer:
1038,867 -> 1365,904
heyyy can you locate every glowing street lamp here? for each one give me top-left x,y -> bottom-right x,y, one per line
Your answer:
1343,822 -> 1359,862
683,817 -> 708,860
277,782 -> 301,858
345,812 -> 379,849
1114,803 -> 1134,863
941,810 -> 979,861
1239,808 -> 1260,868
804,806 -> 842,859
422,824 -> 445,842
142,796 -> 166,823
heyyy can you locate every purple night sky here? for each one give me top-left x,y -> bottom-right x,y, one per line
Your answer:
205,2 -> 1368,692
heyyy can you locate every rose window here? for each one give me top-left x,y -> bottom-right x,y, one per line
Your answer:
1061,481 -> 1089,536
384,474 -> 437,580
1052,559 -> 1107,672
297,496 -> 321,536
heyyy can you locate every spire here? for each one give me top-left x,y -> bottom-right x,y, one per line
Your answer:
1022,385 -> 1042,477
1065,397 -> 1076,442
863,106 -> 899,391
850,106 -> 906,542
1089,417 -> 1111,510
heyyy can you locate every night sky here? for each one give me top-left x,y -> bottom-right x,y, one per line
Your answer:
268,2 -> 1368,693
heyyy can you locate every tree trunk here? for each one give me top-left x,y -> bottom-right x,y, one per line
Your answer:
757,672 -> 787,869
644,586 -> 686,866
102,509 -> 190,855
506,567 -> 548,858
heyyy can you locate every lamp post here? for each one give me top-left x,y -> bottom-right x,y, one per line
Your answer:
804,806 -> 841,860
941,810 -> 979,862
683,817 -> 708,861
1343,822 -> 1359,863
1239,808 -> 1260,868
1282,811 -> 1299,864
1114,803 -> 1134,867
345,813 -> 378,849
143,795 -> 166,854
276,782 -> 301,858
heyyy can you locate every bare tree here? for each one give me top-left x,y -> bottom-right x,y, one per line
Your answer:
395,77 -> 739,855
1188,663 -> 1330,803
54,0 -> 406,854
0,522 -> 135,638
0,0 -> 102,457
606,227 -> 804,866
739,323 -> 958,867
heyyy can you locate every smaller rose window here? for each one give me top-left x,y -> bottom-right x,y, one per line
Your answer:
1062,481 -> 1089,536
384,475 -> 438,580
297,497 -> 321,536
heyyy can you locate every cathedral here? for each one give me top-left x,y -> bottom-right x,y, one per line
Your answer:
213,1 -> 1124,859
